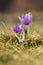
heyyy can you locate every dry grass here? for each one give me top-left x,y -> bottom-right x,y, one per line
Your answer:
0,12 -> 43,65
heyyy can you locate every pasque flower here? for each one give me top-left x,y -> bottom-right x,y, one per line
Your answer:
13,24 -> 22,33
12,12 -> 32,43
18,12 -> 32,25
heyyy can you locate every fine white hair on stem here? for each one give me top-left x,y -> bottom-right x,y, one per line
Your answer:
14,32 -> 20,40
19,29 -> 25,43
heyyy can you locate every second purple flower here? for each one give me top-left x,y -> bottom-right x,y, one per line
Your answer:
13,24 -> 22,33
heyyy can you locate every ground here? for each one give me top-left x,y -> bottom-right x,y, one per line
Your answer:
0,11 -> 43,65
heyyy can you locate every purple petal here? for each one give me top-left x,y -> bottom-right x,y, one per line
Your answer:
18,16 -> 22,22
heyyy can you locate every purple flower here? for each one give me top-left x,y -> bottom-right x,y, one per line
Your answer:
13,24 -> 22,33
18,12 -> 32,25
